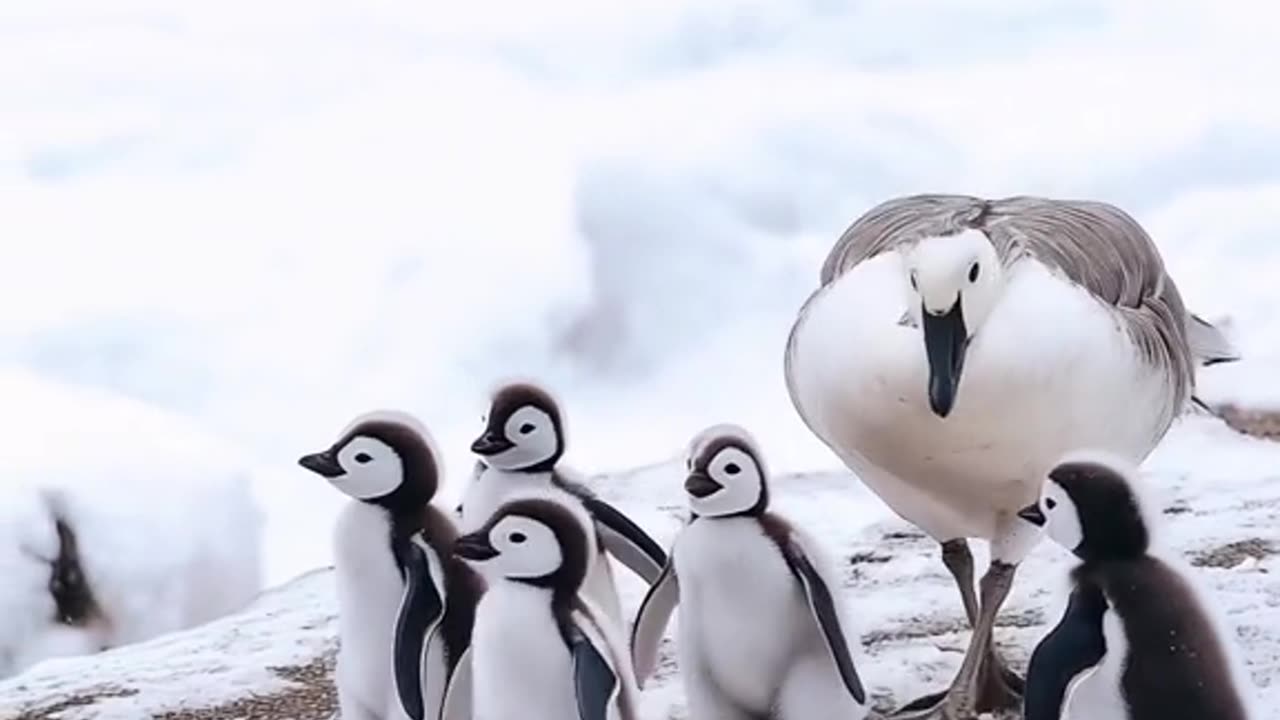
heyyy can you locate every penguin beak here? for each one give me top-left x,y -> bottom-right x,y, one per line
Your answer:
1017,502 -> 1047,527
453,532 -> 500,561
684,471 -> 722,499
298,451 -> 344,479
470,430 -> 515,456
922,299 -> 969,418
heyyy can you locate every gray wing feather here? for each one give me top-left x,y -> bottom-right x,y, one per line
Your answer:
810,194 -> 1229,422
818,194 -> 987,284
1186,313 -> 1240,366
982,196 -> 1193,415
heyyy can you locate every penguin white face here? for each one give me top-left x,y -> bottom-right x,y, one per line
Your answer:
1039,480 -> 1084,551
685,425 -> 768,518
493,405 -> 558,470
1020,455 -> 1153,562
472,383 -> 565,472
298,411 -> 440,507
453,496 -> 593,592
1017,477 -> 1086,554
300,435 -> 403,500
455,514 -> 562,580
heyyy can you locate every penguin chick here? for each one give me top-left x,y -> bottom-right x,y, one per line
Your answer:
455,492 -> 638,720
460,380 -> 667,627
1017,453 -> 1252,720
631,423 -> 869,720
299,410 -> 482,720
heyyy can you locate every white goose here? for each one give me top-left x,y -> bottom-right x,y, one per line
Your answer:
784,195 -> 1237,719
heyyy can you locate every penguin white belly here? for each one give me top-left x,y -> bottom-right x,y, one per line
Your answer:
332,502 -> 410,720
674,518 -> 809,712
1065,610 -> 1129,720
471,585 -> 576,720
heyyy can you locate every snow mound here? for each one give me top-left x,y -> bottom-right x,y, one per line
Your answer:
3,413 -> 1278,719
0,568 -> 335,720
0,367 -> 264,680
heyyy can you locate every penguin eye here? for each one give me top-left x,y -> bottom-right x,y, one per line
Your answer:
509,532 -> 527,544
724,463 -> 741,475
1046,498 -> 1057,510
354,452 -> 373,464
910,270 -> 918,290
968,262 -> 980,283
519,423 -> 535,435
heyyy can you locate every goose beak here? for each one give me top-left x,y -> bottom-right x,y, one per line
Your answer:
922,299 -> 969,418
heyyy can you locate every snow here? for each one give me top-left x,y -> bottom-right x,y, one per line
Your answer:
4,413 -> 1280,719
0,367 -> 263,680
4,0 -> 1280,714
0,568 -> 336,720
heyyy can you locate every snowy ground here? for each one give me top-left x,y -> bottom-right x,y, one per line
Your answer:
3,413 -> 1279,719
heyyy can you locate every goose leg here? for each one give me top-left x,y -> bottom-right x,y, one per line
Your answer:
893,541 -> 1024,719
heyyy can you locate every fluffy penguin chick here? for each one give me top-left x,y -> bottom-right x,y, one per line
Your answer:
460,381 -> 668,627
455,492 -> 638,720
1017,454 -> 1252,720
298,410 -> 482,720
631,424 -> 869,720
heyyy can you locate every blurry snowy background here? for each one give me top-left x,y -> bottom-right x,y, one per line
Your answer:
2,0 -> 1280,686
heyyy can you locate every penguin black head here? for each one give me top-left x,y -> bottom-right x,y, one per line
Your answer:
684,423 -> 769,518
1016,453 -> 1150,563
297,410 -> 440,515
470,381 -> 565,473
452,494 -> 593,600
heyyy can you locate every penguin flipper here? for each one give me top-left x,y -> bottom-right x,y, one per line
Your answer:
440,645 -> 473,720
1024,580 -> 1109,720
628,559 -> 679,688
393,535 -> 447,720
571,616 -> 622,720
580,495 -> 669,583
782,536 -> 867,705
